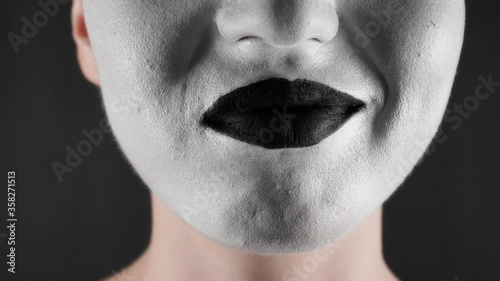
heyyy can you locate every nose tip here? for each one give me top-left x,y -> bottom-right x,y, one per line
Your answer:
216,0 -> 339,47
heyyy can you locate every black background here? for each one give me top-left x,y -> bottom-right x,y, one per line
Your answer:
1,1 -> 499,281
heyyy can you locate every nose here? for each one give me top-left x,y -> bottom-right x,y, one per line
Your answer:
216,0 -> 339,47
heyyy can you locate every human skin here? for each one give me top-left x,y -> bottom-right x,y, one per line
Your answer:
72,0 -> 465,279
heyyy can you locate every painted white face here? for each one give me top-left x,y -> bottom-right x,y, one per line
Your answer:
82,0 -> 465,253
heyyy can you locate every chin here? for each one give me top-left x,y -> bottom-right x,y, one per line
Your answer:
153,160 -> 387,254
191,191 -> 376,254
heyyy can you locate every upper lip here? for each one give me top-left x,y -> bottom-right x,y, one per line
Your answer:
201,78 -> 366,149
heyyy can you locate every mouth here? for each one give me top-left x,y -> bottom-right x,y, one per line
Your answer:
201,78 -> 366,149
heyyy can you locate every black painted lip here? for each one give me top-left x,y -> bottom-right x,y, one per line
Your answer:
201,78 -> 366,149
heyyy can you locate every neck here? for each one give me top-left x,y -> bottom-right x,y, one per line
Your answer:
108,194 -> 398,281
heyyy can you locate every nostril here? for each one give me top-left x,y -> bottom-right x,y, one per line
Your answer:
216,0 -> 339,47
238,35 -> 260,42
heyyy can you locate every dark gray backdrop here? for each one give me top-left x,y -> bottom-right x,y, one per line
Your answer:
1,1 -> 499,280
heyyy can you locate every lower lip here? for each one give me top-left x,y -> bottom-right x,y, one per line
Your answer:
203,105 -> 363,149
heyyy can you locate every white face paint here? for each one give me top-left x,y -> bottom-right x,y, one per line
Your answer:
82,0 -> 465,253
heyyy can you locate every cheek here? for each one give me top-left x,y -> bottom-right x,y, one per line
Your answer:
336,1 -> 465,191
83,1 -> 206,151
83,0 -> 208,98
344,1 -> 465,141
